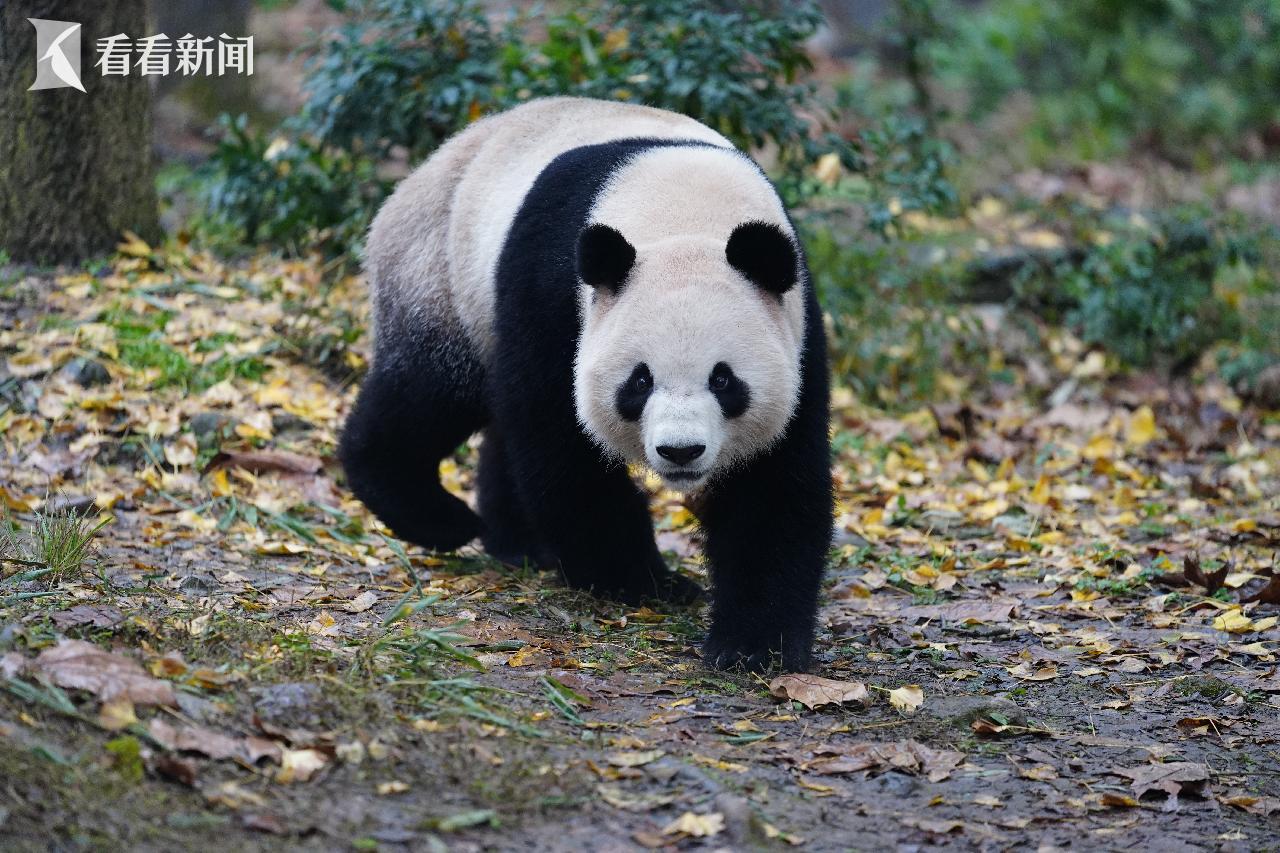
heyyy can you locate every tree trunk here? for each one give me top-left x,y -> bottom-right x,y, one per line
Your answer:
0,0 -> 160,265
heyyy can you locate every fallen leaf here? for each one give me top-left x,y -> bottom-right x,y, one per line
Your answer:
769,674 -> 868,710
607,749 -> 665,768
810,740 -> 964,782
1126,405 -> 1158,446
1018,763 -> 1058,781
1101,792 -> 1140,808
662,811 -> 724,838
888,685 -> 925,714
597,784 -> 677,812
148,718 -> 282,764
1111,762 -> 1209,800
275,748 -> 328,783
97,697 -> 138,730
345,590 -> 378,613
50,606 -> 125,630
1242,575 -> 1280,605
376,780 -> 409,795
32,640 -> 176,707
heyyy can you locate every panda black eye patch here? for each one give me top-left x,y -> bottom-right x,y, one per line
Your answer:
709,362 -> 750,418
616,363 -> 653,422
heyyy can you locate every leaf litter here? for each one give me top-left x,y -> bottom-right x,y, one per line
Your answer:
0,240 -> 1277,848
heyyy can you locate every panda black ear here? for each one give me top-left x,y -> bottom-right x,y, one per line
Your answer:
577,223 -> 636,294
726,221 -> 798,297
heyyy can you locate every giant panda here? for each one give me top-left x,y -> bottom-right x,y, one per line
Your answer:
339,97 -> 833,672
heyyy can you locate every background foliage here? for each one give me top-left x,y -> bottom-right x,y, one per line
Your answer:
193,0 -> 1280,407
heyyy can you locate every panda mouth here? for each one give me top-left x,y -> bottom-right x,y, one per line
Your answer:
662,469 -> 707,483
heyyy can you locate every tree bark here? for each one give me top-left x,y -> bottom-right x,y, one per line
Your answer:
0,0 -> 160,265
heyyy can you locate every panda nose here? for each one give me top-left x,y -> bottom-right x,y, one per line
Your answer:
657,443 -> 706,466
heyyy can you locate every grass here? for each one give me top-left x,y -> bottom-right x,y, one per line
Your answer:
1,504 -> 108,586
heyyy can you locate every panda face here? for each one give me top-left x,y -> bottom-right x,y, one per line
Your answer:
573,225 -> 804,492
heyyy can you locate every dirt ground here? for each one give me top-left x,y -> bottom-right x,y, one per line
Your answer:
2,247 -> 1279,851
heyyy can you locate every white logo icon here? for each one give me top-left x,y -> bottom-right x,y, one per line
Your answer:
29,18 -> 86,93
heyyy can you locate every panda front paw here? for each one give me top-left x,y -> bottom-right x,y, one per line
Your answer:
701,625 -> 811,673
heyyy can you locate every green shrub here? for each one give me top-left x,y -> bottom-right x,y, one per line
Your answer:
203,115 -> 387,253
805,225 -> 982,405
932,0 -> 1280,161
199,0 -> 953,255
1039,210 -> 1252,371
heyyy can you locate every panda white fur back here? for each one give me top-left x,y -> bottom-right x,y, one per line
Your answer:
342,97 -> 833,672
367,97 -> 732,359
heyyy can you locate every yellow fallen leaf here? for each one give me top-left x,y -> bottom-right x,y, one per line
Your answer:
276,748 -> 328,783
506,645 -> 540,667
1214,610 -> 1254,634
662,811 -> 724,838
1126,405 -> 1158,446
116,230 -> 152,257
376,781 -> 409,795
888,685 -> 924,714
607,749 -> 665,768
797,777 -> 835,794
98,697 -> 138,731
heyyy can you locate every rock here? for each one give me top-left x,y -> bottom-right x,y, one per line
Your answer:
270,412 -> 314,433
1245,363 -> 1280,411
189,411 -> 233,439
872,772 -> 917,796
712,793 -> 770,846
177,574 -> 215,596
61,357 -> 111,387
251,681 -> 329,728
926,695 -> 1027,729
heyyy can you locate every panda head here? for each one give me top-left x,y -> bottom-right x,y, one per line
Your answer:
573,220 -> 804,492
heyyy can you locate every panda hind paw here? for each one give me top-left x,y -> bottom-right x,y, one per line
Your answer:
701,628 -> 810,674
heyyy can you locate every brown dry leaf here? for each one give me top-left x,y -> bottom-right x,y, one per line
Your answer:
204,449 -> 322,476
32,639 -> 176,707
769,674 -> 868,710
149,718 -> 282,764
811,740 -> 964,782
1242,575 -> 1280,605
50,605 -> 125,630
903,600 -> 1017,624
1007,662 -> 1060,681
1111,762 -> 1209,800
888,684 -> 925,714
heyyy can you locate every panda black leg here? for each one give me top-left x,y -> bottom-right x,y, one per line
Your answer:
496,421 -> 701,605
339,339 -> 486,552
697,331 -> 833,673
477,429 -> 548,567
